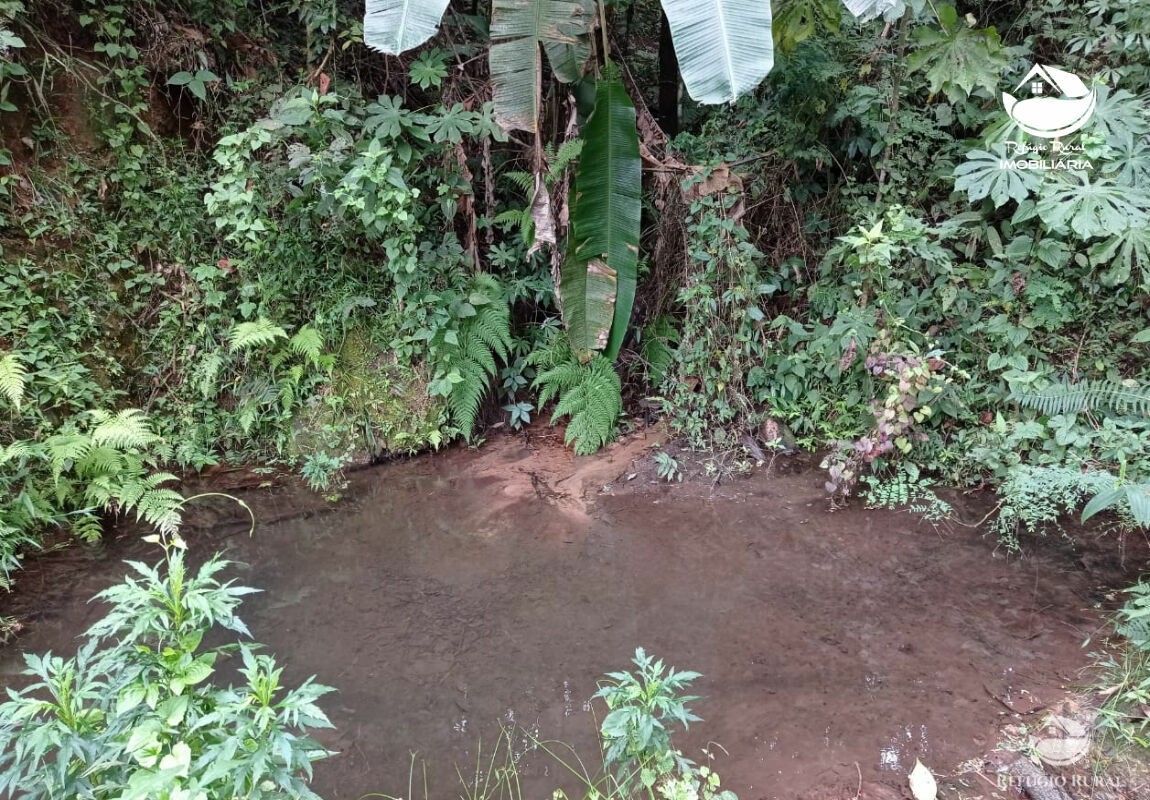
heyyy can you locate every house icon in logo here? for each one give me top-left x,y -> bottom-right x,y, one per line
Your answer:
1002,64 -> 1097,138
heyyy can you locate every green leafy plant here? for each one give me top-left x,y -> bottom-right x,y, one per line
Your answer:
166,69 -> 220,102
427,275 -> 513,440
565,73 -> 641,362
594,647 -> 702,788
0,533 -> 334,800
1095,581 -> 1150,747
655,451 -> 682,482
863,464 -> 953,523
531,335 -> 623,455
0,351 -> 26,409
1013,379 -> 1150,417
906,5 -> 1007,103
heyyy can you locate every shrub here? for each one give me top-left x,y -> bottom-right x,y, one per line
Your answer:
0,536 -> 335,800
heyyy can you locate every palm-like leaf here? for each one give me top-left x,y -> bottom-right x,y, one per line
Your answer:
660,0 -> 774,104
566,77 -> 641,360
363,0 -> 451,55
489,0 -> 591,132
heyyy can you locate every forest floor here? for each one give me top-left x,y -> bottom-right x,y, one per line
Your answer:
2,424 -> 1149,800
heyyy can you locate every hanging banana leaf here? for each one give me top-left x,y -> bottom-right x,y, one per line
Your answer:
566,77 -> 640,360
543,0 -> 594,83
660,0 -> 774,104
561,253 -> 618,356
363,0 -> 451,55
490,0 -> 592,132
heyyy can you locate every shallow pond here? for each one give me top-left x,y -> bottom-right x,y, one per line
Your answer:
0,428 -> 1136,799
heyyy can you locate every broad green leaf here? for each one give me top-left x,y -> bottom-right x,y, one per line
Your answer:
661,0 -> 774,104
953,146 -> 1043,208
1082,486 -> 1123,523
906,5 -> 1007,103
567,78 -> 641,360
774,0 -> 841,53
561,255 -> 618,356
542,0 -> 593,83
1090,224 -> 1150,289
1087,85 -> 1150,148
1105,135 -> 1150,188
363,0 -> 451,55
489,0 -> 592,132
1037,173 -> 1150,240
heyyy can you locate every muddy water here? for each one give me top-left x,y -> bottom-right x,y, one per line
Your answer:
0,428 -> 1138,800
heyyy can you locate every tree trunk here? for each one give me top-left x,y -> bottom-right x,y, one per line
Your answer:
657,10 -> 679,138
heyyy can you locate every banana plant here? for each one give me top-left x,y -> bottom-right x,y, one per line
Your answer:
363,0 -> 452,54
360,0 -> 868,362
362,0 -> 778,109
659,0 -> 774,104
565,74 -> 640,360
488,0 -> 593,132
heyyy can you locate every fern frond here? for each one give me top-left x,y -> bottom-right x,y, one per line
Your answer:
534,361 -> 585,408
549,138 -> 583,178
89,409 -> 160,450
1014,379 -> 1150,416
472,309 -> 511,363
195,351 -> 225,399
538,354 -> 621,455
433,276 -> 512,440
45,433 -> 93,483
135,488 -> 185,534
0,352 -> 27,410
229,318 -> 288,352
445,359 -> 488,440
289,326 -> 325,368
1,440 -> 36,465
69,513 -> 105,543
503,170 -> 535,193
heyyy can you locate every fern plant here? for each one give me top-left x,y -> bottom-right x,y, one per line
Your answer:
45,409 -> 184,537
0,351 -> 26,410
494,138 -> 583,245
427,275 -> 512,440
221,322 -> 334,451
1013,379 -> 1150,417
228,318 -> 289,351
530,333 -> 623,455
0,407 -> 183,587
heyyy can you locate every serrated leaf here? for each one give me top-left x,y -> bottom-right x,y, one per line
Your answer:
1090,224 -> 1150,288
953,146 -> 1043,208
1037,173 -> 1150,240
906,6 -> 1007,103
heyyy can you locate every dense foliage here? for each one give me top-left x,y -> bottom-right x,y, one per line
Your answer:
0,0 -> 1148,581
0,532 -> 335,800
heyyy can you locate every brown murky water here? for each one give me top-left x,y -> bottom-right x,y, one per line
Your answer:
0,428 -> 1140,799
